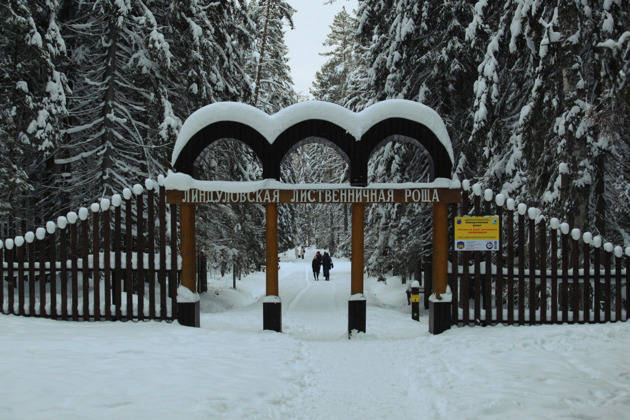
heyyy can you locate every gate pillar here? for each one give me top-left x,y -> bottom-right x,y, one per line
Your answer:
263,203 -> 282,332
349,203 -> 366,336
429,201 -> 451,334
178,203 -> 200,327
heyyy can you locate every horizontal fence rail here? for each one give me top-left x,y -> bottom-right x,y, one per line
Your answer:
0,178 -> 184,322
446,182 -> 629,327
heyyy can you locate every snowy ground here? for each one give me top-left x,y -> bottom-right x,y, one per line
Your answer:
1,248 -> 630,419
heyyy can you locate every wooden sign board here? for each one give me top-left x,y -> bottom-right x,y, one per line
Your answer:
167,188 -> 461,205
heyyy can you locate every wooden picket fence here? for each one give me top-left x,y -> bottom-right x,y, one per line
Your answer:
445,182 -> 629,326
0,179 -> 184,321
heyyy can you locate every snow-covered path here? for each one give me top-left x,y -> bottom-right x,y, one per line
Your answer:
1,249 -> 630,419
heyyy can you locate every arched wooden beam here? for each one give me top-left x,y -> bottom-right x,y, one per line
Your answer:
356,118 -> 453,185
271,119 -> 354,180
172,121 -> 269,175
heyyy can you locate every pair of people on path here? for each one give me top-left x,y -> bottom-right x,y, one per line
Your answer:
312,251 -> 333,281
294,246 -> 306,259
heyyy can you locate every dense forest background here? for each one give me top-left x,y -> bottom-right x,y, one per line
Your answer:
1,0 -> 629,279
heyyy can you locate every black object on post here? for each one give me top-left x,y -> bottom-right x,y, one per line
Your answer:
263,298 -> 282,332
178,301 -> 200,327
348,296 -> 366,337
429,299 -> 451,334
411,280 -> 420,321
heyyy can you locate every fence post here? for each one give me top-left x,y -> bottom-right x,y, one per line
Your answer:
147,180 -> 156,320
560,223 -> 570,323
58,217 -> 69,321
571,229 -> 580,324
101,200 -> 111,321
47,222 -> 57,320
507,200 -> 515,325
17,236 -> 25,316
517,204 -> 526,325
539,219 -> 547,324
91,205 -> 100,321
0,241 -> 4,314
528,209 -> 537,325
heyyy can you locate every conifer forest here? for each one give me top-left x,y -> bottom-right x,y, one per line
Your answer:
1,0 -> 629,279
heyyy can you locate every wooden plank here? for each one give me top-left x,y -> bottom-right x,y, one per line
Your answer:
604,250 -> 611,322
583,241 -> 590,323
496,205 -> 504,324
114,203 -> 122,320
473,194 -> 481,323
432,202 -> 449,298
461,190 -> 470,325
169,204 -> 178,320
17,243 -> 25,316
449,204 -> 458,325
59,226 -> 68,320
159,185 -> 167,320
539,220 -> 547,324
39,235 -> 46,317
266,203 -> 279,296
148,187 -> 156,320
507,207 -> 514,325
180,203 -> 197,294
518,212 -> 525,325
550,226 -> 558,324
0,248 -> 3,314
82,217 -> 90,320
137,192 -> 145,321
103,206 -> 111,320
484,199 -> 492,324
91,210 -> 99,321
615,253 -> 622,321
71,223 -> 79,321
561,231 -> 569,323
572,236 -> 580,324
126,197 -> 133,320
529,217 -> 536,325
7,246 -> 15,314
49,232 -> 57,319
28,241 -> 36,316
593,246 -> 601,323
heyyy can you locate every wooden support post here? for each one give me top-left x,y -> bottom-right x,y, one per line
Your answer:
349,203 -> 366,336
178,203 -> 199,327
263,203 -> 281,332
430,201 -> 451,334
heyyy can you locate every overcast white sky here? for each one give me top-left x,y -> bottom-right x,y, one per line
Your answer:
285,0 -> 359,99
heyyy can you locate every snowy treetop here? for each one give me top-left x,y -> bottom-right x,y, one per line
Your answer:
171,100 -> 453,166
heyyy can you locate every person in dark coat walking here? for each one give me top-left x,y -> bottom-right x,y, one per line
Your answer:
312,251 -> 322,280
322,251 -> 333,281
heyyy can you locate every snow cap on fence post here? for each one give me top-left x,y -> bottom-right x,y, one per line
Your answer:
527,207 -> 537,220
604,242 -> 613,253
145,179 -> 155,191
100,198 -> 110,211
14,236 -> 24,247
78,207 -> 89,221
560,223 -> 570,235
506,198 -> 515,211
111,194 -> 122,207
90,202 -> 100,213
67,211 -> 78,224
484,189 -> 493,201
550,218 -> 560,230
614,246 -> 623,258
593,236 -> 602,248
495,194 -> 506,207
132,184 -> 144,195
625,246 -> 630,257
462,179 -> 470,191
5,238 -> 14,249
57,216 -> 67,230
157,174 -> 166,186
25,232 -> 35,243
583,232 -> 592,244
46,221 -> 56,235
123,188 -> 132,200
472,183 -> 482,196
517,203 -> 527,215
571,228 -> 580,241
36,228 -> 46,240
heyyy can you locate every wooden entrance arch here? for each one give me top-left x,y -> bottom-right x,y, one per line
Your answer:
166,100 -> 460,335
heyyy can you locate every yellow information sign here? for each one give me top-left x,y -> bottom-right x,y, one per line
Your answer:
454,216 -> 500,251
411,295 -> 419,303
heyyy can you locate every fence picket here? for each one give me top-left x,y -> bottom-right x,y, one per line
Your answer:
572,235 -> 579,324
148,186 -> 156,320
593,244 -> 601,323
507,206 -> 515,325
71,222 -> 79,321
81,216 -> 90,320
604,250 -> 611,323
18,243 -> 25,316
28,240 -> 35,316
59,226 -> 68,320
136,190 -> 145,321
159,185 -> 167,320
170,203 -> 178,320
103,206 -> 111,321
125,196 -> 133,320
528,216 -> 536,325
615,253 -> 622,322
561,230 -> 569,323
518,211 -> 525,325
496,204 -> 504,324
7,245 -> 15,314
114,202 -> 122,320
49,231 -> 57,320
539,219 -> 547,323
93,209 -> 100,321
582,239 -> 590,323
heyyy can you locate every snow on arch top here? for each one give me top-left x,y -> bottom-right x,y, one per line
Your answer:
170,100 -> 454,167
